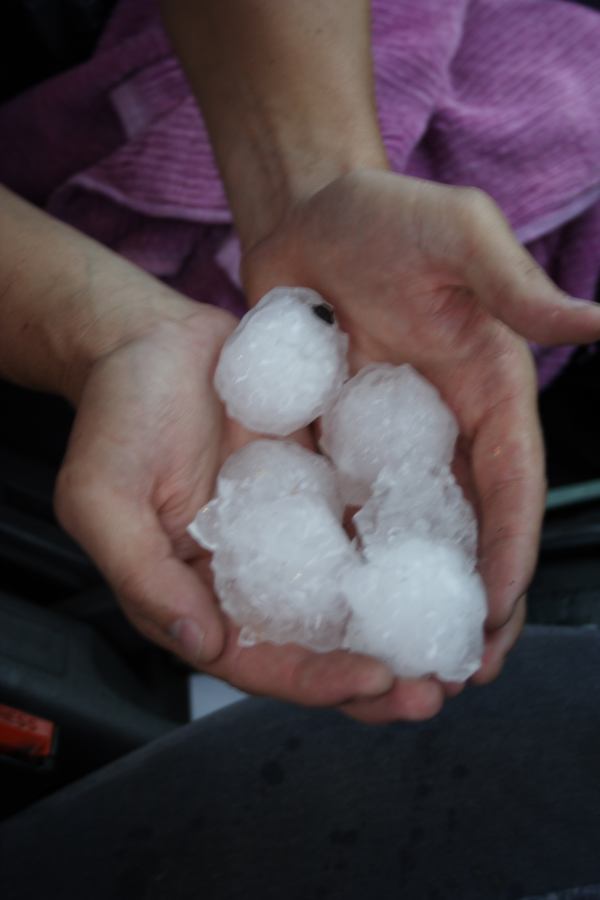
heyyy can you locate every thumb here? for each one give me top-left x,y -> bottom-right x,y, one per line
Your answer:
461,190 -> 600,345
55,470 -> 225,667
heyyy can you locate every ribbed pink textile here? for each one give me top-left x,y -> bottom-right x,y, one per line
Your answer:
1,0 -> 599,385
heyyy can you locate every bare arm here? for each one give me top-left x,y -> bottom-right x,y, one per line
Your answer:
0,185 -> 191,401
158,0 -> 387,250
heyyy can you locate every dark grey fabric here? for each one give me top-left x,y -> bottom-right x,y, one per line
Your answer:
1,626 -> 600,899
525,889 -> 600,900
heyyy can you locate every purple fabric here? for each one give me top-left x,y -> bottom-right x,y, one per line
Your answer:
1,0 -> 599,385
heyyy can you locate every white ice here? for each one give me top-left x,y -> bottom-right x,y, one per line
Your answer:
218,439 -> 343,519
320,364 -> 458,506
194,493 -> 356,651
189,300 -> 485,679
187,439 -> 345,551
214,287 -> 348,436
342,537 -> 486,680
354,465 -> 478,564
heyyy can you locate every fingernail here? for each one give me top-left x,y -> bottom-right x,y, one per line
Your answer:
170,618 -> 206,665
358,664 -> 395,698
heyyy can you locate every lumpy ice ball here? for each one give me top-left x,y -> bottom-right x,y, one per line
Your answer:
342,537 -> 486,680
214,287 -> 348,436
354,466 -> 478,564
189,300 -> 486,676
187,439 -> 344,550
320,364 -> 458,505
194,493 -> 355,651
217,439 -> 343,519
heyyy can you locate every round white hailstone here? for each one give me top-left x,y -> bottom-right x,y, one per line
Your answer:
320,364 -> 458,506
214,287 -> 349,436
187,439 -> 344,548
217,439 -> 344,519
354,465 -> 478,565
342,537 -> 486,680
192,493 -> 356,651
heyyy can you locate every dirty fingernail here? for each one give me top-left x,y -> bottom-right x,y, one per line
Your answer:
170,618 -> 206,665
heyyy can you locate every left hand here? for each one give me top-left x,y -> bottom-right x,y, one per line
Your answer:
242,170 -> 600,722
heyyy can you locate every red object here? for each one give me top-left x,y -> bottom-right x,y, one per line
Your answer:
0,703 -> 56,759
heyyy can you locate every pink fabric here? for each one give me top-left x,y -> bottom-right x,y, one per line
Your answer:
1,0 -> 599,384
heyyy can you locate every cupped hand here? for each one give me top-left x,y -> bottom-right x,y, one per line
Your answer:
242,170 -> 600,715
55,301 -> 402,712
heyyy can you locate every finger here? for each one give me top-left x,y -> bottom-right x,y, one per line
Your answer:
471,594 -> 527,685
339,678 -> 444,724
472,355 -> 544,629
205,631 -> 395,707
56,470 -> 225,664
460,189 -> 600,345
428,332 -> 544,631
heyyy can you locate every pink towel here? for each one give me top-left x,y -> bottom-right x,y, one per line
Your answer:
1,0 -> 599,386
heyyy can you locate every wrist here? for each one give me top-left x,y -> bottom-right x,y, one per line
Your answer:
0,188 -> 199,404
54,247 -> 198,405
229,139 -> 390,253
159,0 -> 389,252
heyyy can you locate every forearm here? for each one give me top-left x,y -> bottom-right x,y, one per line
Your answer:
0,186 -> 192,402
159,0 -> 388,250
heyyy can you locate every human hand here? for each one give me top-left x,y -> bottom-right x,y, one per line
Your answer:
242,170 -> 600,719
55,299 -> 403,711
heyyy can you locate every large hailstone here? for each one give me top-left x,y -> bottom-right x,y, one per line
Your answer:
320,364 -> 458,506
188,440 -> 344,550
342,537 -> 486,680
218,439 -> 343,519
191,493 -> 355,651
354,466 -> 478,564
214,287 -> 348,436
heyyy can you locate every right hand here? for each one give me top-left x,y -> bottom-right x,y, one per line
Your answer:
55,300 -> 406,714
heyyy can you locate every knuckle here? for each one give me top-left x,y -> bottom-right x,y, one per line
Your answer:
455,186 -> 497,219
454,188 -> 503,251
448,187 -> 503,267
114,568 -> 154,619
